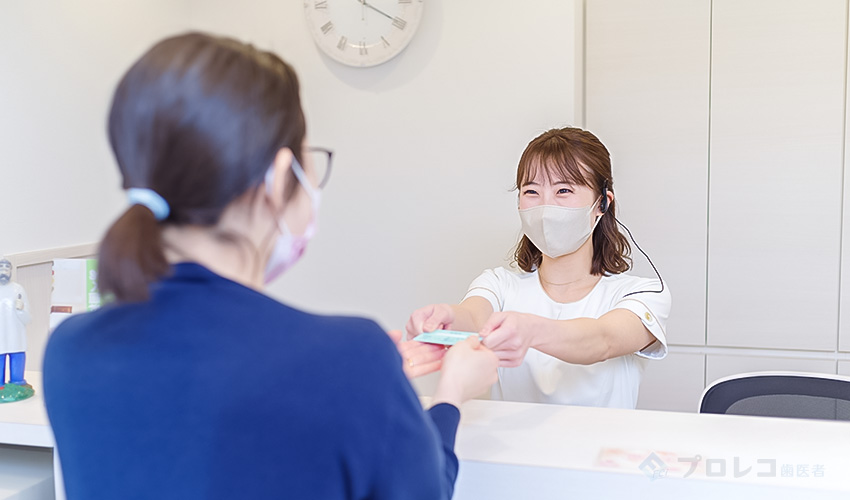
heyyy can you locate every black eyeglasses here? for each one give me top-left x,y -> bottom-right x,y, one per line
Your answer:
305,146 -> 334,189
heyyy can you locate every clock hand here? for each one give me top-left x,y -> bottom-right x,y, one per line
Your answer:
362,1 -> 394,21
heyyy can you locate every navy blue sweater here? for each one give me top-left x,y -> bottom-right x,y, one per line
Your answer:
44,263 -> 460,499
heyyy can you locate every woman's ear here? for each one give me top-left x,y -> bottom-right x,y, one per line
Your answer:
264,148 -> 294,213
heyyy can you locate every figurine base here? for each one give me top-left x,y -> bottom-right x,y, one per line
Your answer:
0,383 -> 35,403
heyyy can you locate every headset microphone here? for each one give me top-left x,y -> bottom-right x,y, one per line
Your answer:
600,180 -> 609,213
600,178 -> 665,298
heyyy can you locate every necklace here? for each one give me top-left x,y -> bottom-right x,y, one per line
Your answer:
538,272 -> 594,287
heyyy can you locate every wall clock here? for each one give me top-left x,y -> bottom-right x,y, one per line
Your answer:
304,0 -> 424,67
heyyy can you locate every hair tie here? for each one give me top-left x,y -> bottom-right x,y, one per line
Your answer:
127,188 -> 170,221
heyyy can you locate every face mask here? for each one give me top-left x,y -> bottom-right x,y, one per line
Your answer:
519,198 -> 602,259
263,157 -> 322,284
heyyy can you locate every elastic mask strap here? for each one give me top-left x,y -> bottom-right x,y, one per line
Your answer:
265,157 -> 320,202
290,157 -> 321,206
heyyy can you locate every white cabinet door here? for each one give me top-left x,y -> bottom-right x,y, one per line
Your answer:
707,0 -> 846,351
705,355 -> 837,388
585,0 -> 711,346
636,352 -> 706,412
840,2 -> 850,353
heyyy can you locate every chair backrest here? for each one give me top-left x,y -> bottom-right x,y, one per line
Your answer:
699,371 -> 850,421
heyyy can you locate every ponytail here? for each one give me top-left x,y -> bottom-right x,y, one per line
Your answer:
97,205 -> 170,303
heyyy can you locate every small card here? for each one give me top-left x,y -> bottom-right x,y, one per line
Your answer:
413,329 -> 482,346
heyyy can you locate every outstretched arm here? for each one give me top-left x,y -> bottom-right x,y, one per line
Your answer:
481,309 -> 656,366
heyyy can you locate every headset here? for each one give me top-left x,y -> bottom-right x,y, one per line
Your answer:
599,179 -> 665,298
600,180 -> 610,214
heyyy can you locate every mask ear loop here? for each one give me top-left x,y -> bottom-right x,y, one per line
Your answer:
289,157 -> 322,206
263,163 -> 293,245
264,157 -> 320,229
265,157 -> 318,199
591,197 -> 605,229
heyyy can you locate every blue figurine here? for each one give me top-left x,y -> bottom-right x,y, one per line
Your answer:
0,257 -> 33,402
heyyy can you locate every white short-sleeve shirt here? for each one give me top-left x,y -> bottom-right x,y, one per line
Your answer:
464,267 -> 671,409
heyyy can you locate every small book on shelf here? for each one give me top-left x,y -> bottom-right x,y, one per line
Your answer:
49,259 -> 100,332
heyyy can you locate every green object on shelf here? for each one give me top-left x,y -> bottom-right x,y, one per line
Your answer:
0,383 -> 35,403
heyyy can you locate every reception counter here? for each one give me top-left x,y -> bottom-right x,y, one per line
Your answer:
435,397 -> 850,499
2,373 -> 849,499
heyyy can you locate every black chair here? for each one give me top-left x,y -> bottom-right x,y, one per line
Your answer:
699,371 -> 850,421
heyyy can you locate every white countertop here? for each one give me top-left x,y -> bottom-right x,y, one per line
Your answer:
4,373 -> 849,495
0,371 -> 54,448
423,396 -> 850,493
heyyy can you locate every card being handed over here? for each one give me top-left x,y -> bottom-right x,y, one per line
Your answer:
412,329 -> 483,346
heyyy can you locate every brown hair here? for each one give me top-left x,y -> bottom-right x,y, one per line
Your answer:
513,127 -> 632,275
98,32 -> 306,302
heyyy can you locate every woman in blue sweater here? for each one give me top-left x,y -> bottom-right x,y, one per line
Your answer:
43,32 -> 498,499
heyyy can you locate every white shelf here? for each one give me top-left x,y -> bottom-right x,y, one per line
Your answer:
0,372 -> 60,500
0,372 -> 54,448
0,445 -> 53,500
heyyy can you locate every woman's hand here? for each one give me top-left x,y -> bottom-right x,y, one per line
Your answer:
387,329 -> 448,379
405,303 -> 456,340
479,312 -> 537,368
432,336 -> 499,408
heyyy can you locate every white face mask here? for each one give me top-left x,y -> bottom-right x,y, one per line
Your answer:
263,157 -> 321,284
519,198 -> 602,259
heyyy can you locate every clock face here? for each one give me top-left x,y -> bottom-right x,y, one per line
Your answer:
304,0 -> 424,68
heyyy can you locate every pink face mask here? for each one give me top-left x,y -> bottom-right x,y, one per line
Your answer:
263,157 -> 321,284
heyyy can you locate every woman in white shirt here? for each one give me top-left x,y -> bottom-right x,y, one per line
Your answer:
405,127 -> 671,408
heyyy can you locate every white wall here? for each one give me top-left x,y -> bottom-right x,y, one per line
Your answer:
585,0 -> 711,347
2,1 -> 578,381
0,0 -> 191,256
586,0 -> 850,412
182,0 -> 578,334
